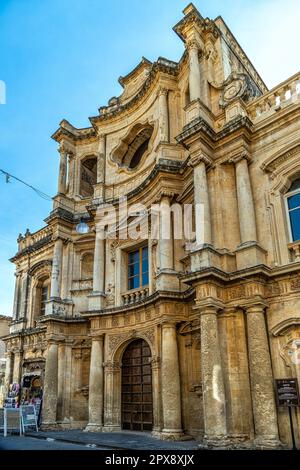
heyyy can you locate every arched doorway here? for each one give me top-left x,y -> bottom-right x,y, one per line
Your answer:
121,339 -> 153,431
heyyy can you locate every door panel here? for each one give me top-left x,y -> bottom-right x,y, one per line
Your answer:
121,339 -> 153,431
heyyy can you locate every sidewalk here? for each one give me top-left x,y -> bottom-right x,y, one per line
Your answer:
26,430 -> 199,450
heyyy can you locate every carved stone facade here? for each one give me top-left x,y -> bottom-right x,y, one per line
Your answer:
3,4 -> 300,448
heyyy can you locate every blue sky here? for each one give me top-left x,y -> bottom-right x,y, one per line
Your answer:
0,0 -> 299,315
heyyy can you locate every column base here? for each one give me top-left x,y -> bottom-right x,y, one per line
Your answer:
153,429 -> 187,441
102,425 -> 121,432
199,435 -> 230,449
40,422 -> 60,431
45,298 -> 71,316
88,291 -> 106,311
189,244 -> 236,272
155,270 -> 180,291
235,241 -> 267,270
254,436 -> 283,450
84,423 -> 103,433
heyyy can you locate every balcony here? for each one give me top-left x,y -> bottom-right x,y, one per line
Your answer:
122,287 -> 149,305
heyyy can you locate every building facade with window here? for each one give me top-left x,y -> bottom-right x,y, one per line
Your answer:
2,4 -> 300,448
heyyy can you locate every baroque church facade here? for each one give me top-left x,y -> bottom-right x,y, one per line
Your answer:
3,4 -> 300,448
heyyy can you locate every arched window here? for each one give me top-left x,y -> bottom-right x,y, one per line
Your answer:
122,127 -> 153,169
38,278 -> 50,316
79,156 -> 97,197
286,179 -> 300,242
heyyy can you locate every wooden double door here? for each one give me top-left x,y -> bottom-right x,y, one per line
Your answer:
121,339 -> 153,431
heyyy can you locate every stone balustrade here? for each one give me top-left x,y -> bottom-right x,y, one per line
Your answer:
248,72 -> 300,122
122,287 -> 149,305
17,226 -> 52,252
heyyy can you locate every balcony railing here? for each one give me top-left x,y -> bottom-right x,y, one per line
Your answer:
122,287 -> 149,305
248,72 -> 300,122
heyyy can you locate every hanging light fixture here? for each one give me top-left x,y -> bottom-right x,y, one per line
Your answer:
76,218 -> 90,234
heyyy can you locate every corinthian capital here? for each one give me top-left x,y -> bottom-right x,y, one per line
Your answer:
188,153 -> 214,169
157,86 -> 168,97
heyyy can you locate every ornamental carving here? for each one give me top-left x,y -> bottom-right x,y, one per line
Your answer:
290,276 -> 300,290
220,73 -> 261,108
227,285 -> 246,300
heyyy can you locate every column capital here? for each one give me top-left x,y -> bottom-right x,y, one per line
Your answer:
157,86 -> 168,97
89,333 -> 104,342
160,320 -> 177,329
188,153 -> 214,170
186,39 -> 203,54
58,144 -> 72,156
195,299 -> 224,315
227,151 -> 251,165
154,190 -> 175,204
243,299 -> 269,314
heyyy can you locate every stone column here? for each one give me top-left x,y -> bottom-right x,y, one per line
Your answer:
245,302 -> 280,447
187,40 -> 201,102
151,356 -> 162,433
85,335 -> 104,431
4,352 -> 12,392
158,87 -> 169,142
57,341 -> 65,422
12,273 -> 21,320
200,304 -> 227,443
61,339 -> 73,423
94,134 -> 106,200
19,273 -> 29,319
193,159 -> 212,246
97,135 -> 105,183
50,238 -> 63,299
148,234 -> 153,295
58,147 -> 68,195
42,340 -> 59,426
67,153 -> 75,196
235,156 -> 257,244
161,322 -> 182,437
12,349 -> 22,383
159,195 -> 173,271
93,228 -> 105,293
89,227 -> 106,310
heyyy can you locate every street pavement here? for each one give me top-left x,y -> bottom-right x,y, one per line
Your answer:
0,434 -> 102,450
0,430 -> 198,451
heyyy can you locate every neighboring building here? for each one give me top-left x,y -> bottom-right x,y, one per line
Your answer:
0,315 -> 11,405
2,3 -> 300,448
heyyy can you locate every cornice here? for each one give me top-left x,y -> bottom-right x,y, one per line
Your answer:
89,58 -> 179,125
260,143 -> 300,175
52,119 -> 97,143
10,234 -> 52,262
80,287 -> 195,317
176,115 -> 254,145
88,158 -> 183,211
